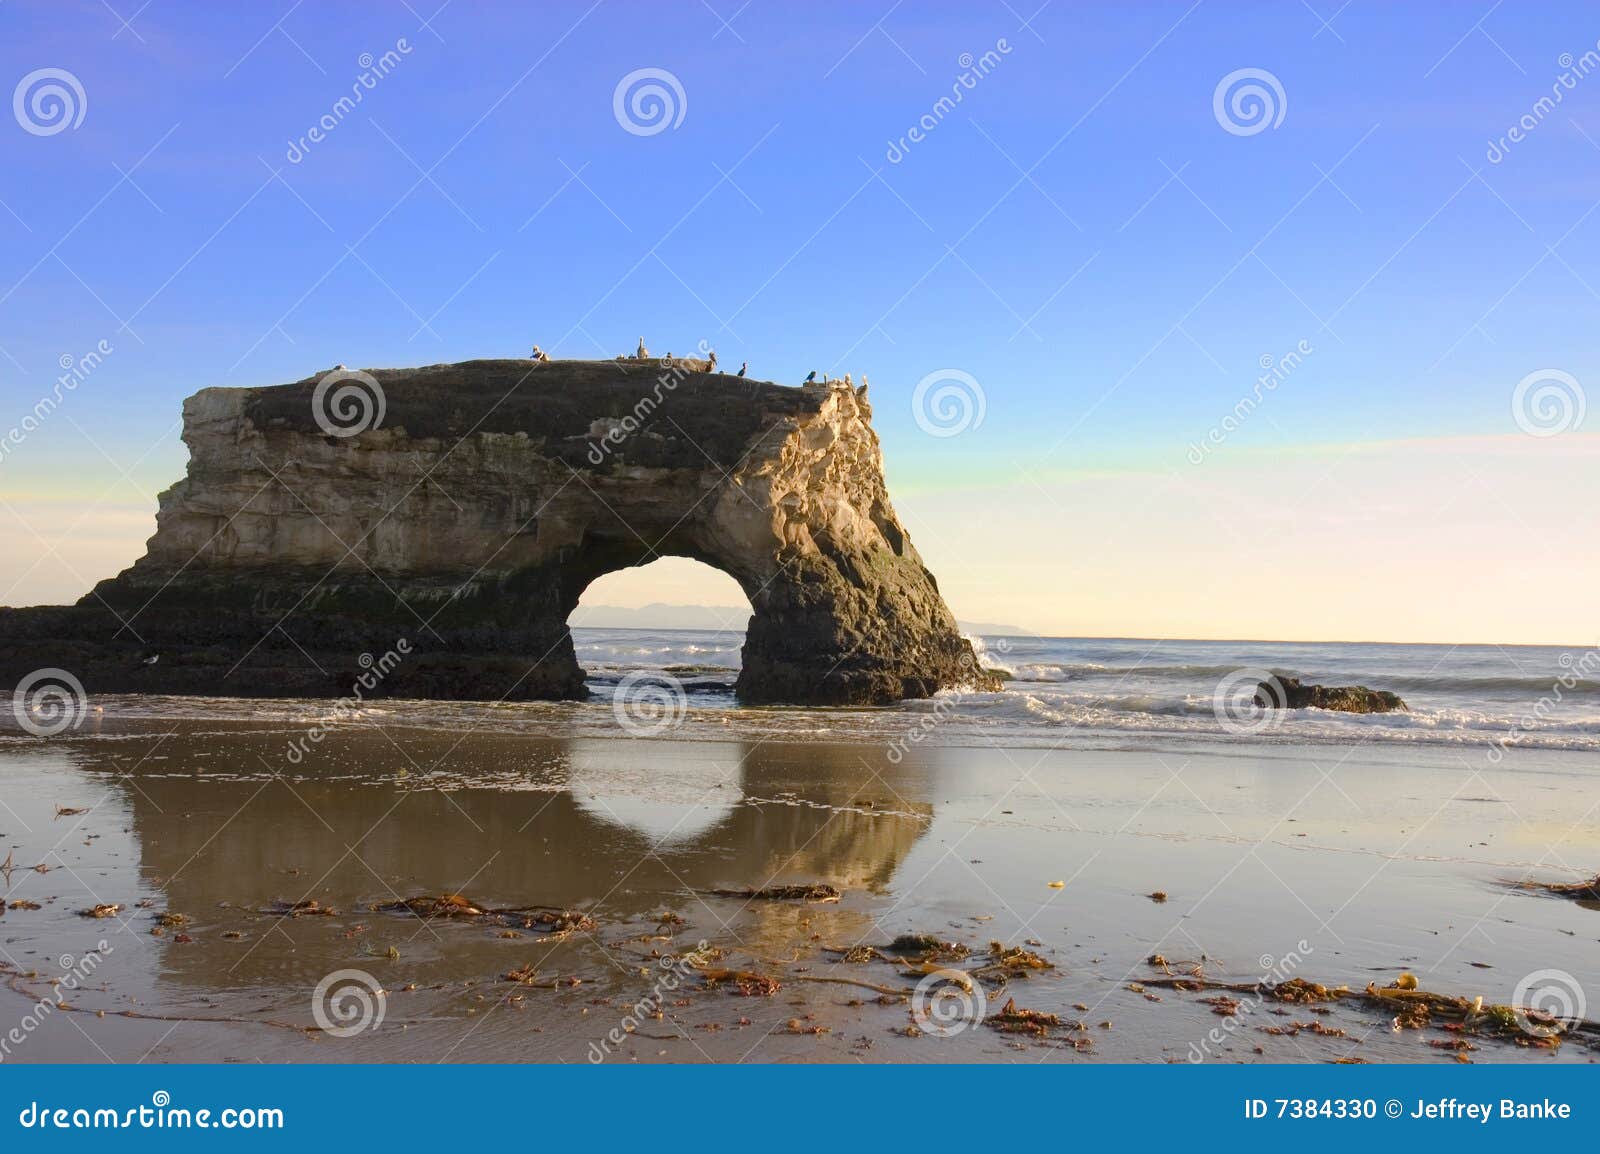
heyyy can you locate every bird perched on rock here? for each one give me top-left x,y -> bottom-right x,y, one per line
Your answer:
844,372 -> 853,387
636,336 -> 649,358
804,370 -> 816,383
708,350 -> 718,372
529,345 -> 549,362
737,361 -> 747,378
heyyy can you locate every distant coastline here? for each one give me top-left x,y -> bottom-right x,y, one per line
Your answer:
569,602 -> 1036,636
568,606 -> 1591,650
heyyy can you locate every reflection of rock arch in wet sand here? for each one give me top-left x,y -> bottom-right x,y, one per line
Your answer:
100,732 -> 932,991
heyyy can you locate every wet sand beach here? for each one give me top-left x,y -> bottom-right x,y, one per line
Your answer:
2,706 -> 1594,1064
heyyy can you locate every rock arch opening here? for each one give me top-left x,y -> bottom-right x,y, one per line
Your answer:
567,556 -> 753,704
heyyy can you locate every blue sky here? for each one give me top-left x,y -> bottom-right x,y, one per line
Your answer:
2,1 -> 1597,642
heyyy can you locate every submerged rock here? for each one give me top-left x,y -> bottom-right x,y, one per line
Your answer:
1256,676 -> 1407,714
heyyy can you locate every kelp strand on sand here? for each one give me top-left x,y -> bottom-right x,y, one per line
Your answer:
826,937 -> 1052,989
987,997 -> 1092,1048
706,885 -> 841,903
260,899 -> 338,918
1507,873 -> 1600,902
372,894 -> 596,936
693,966 -> 782,997
503,964 -> 584,988
1140,962 -> 1600,1051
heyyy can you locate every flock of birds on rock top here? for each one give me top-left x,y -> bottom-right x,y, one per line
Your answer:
523,337 -> 868,398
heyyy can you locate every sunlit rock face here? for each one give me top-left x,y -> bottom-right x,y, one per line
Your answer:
0,359 -> 995,705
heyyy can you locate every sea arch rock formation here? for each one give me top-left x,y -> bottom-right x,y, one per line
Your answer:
0,359 -> 998,705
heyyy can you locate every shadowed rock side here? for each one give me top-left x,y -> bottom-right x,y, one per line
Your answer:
0,359 -> 997,705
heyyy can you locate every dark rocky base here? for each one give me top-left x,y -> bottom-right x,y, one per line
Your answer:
736,623 -> 1004,706
736,657 -> 1004,706
0,603 -> 589,704
0,598 -> 994,707
1257,675 -> 1408,714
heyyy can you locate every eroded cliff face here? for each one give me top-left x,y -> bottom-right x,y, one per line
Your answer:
0,358 -> 996,705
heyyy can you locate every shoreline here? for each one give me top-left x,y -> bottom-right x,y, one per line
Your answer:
20,688 -> 1599,760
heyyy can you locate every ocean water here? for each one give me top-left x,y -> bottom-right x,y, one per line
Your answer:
26,629 -> 1600,756
575,628 -> 1600,753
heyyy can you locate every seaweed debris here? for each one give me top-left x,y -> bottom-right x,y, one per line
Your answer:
988,997 -> 1060,1036
1142,960 -> 1600,1052
882,934 -> 970,962
503,964 -> 584,988
987,997 -> 1091,1047
261,899 -> 338,918
372,894 -> 596,936
1508,874 -> 1600,902
968,941 -> 1054,985
695,967 -> 782,997
707,885 -> 840,903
